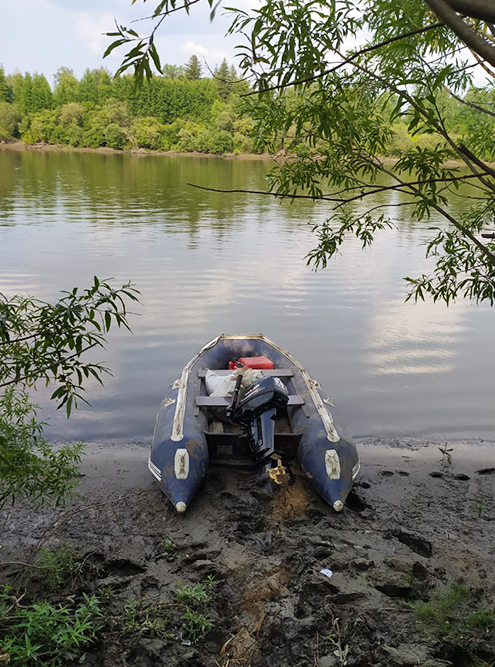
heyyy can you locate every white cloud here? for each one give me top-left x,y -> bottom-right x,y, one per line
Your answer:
180,40 -> 231,67
182,41 -> 210,57
75,12 -> 116,57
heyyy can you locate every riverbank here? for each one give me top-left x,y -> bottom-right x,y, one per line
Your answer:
1,140 -> 477,169
0,140 -> 271,160
1,438 -> 494,667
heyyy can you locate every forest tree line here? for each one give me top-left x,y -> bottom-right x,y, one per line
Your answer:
0,56 -> 494,157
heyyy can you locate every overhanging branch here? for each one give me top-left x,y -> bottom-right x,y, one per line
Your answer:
242,22 -> 443,97
424,0 -> 495,68
445,0 -> 495,24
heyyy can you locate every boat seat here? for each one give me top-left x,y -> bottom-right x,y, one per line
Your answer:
198,368 -> 293,378
196,395 -> 305,407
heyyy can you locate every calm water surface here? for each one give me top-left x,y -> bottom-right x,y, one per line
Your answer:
0,148 -> 494,442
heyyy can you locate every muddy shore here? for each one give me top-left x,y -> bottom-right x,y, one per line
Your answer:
1,438 -> 494,666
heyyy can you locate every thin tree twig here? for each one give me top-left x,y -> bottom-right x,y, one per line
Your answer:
130,0 -> 202,24
187,172 -> 492,201
442,83 -> 495,118
241,22 -> 444,97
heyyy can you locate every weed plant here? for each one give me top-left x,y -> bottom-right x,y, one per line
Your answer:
174,576 -> 217,642
175,581 -> 212,608
181,607 -> 213,642
121,598 -> 170,639
32,545 -> 82,591
413,581 -> 494,636
0,586 -> 102,666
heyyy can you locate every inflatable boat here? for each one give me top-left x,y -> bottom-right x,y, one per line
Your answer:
149,334 -> 359,513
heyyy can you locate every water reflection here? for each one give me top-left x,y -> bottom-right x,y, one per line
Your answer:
0,148 -> 494,442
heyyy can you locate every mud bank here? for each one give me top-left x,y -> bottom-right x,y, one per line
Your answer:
1,438 -> 494,667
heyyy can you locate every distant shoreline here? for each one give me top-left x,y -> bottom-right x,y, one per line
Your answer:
0,140 -> 273,160
0,140 -> 473,168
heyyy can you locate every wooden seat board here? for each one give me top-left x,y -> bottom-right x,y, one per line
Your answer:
196,395 -> 305,407
198,368 -> 293,378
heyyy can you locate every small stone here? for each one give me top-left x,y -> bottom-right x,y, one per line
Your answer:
192,559 -> 216,573
297,615 -> 316,630
350,558 -> 374,570
383,643 -> 430,665
319,654 -> 339,667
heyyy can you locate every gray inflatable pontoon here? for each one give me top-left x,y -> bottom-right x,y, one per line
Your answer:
149,334 -> 360,513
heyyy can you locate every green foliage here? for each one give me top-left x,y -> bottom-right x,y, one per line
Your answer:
214,58 -> 236,101
31,545 -> 82,591
184,54 -> 202,81
2,63 -> 255,154
0,278 -> 138,508
159,538 -> 177,560
53,67 -> 79,107
0,67 -> 12,103
0,102 -> 20,141
0,586 -> 102,666
175,581 -> 212,608
175,577 -> 217,643
0,388 -> 83,507
180,607 -> 212,642
121,598 -> 170,638
130,115 -> 165,150
104,122 -> 128,150
222,0 -> 495,304
0,277 -> 139,416
413,582 -> 494,636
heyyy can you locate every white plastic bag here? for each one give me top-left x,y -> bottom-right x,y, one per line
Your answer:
205,367 -> 264,397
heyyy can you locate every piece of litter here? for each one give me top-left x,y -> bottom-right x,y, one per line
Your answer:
320,568 -> 333,578
179,631 -> 191,646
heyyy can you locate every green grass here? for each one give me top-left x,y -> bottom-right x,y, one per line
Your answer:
0,586 -> 102,666
181,607 -> 212,642
32,545 -> 82,591
121,598 -> 170,639
413,581 -> 494,636
174,577 -> 217,643
175,581 -> 212,608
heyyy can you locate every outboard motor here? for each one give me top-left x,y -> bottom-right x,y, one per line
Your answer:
233,377 -> 289,462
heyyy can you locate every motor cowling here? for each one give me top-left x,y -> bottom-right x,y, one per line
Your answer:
233,377 -> 289,462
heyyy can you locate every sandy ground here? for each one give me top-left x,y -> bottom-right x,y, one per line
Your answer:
1,438 -> 495,666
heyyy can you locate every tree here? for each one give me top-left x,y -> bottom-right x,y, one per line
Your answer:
184,55 -> 202,80
31,73 -> 53,113
0,102 -> 20,141
214,58 -> 233,101
53,67 -> 78,106
0,279 -> 139,506
0,67 -> 12,103
107,0 -> 495,304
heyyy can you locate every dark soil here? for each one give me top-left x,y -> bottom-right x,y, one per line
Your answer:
1,438 -> 494,667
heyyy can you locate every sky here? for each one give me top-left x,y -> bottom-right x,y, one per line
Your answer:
0,0 -> 490,88
0,0 -> 246,84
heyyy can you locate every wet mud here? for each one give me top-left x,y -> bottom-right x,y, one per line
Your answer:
1,438 -> 494,667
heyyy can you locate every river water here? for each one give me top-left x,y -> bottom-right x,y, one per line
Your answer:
0,148 -> 493,443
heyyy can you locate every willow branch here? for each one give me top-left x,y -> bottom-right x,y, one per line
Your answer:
424,0 -> 495,68
343,54 -> 495,194
131,0 -> 202,24
370,159 -> 495,266
446,0 -> 495,23
0,343 -> 100,389
241,22 -> 444,97
469,48 -> 495,79
188,172 -> 491,202
442,83 -> 495,118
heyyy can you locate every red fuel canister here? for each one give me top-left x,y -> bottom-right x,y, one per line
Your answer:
228,356 -> 274,370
